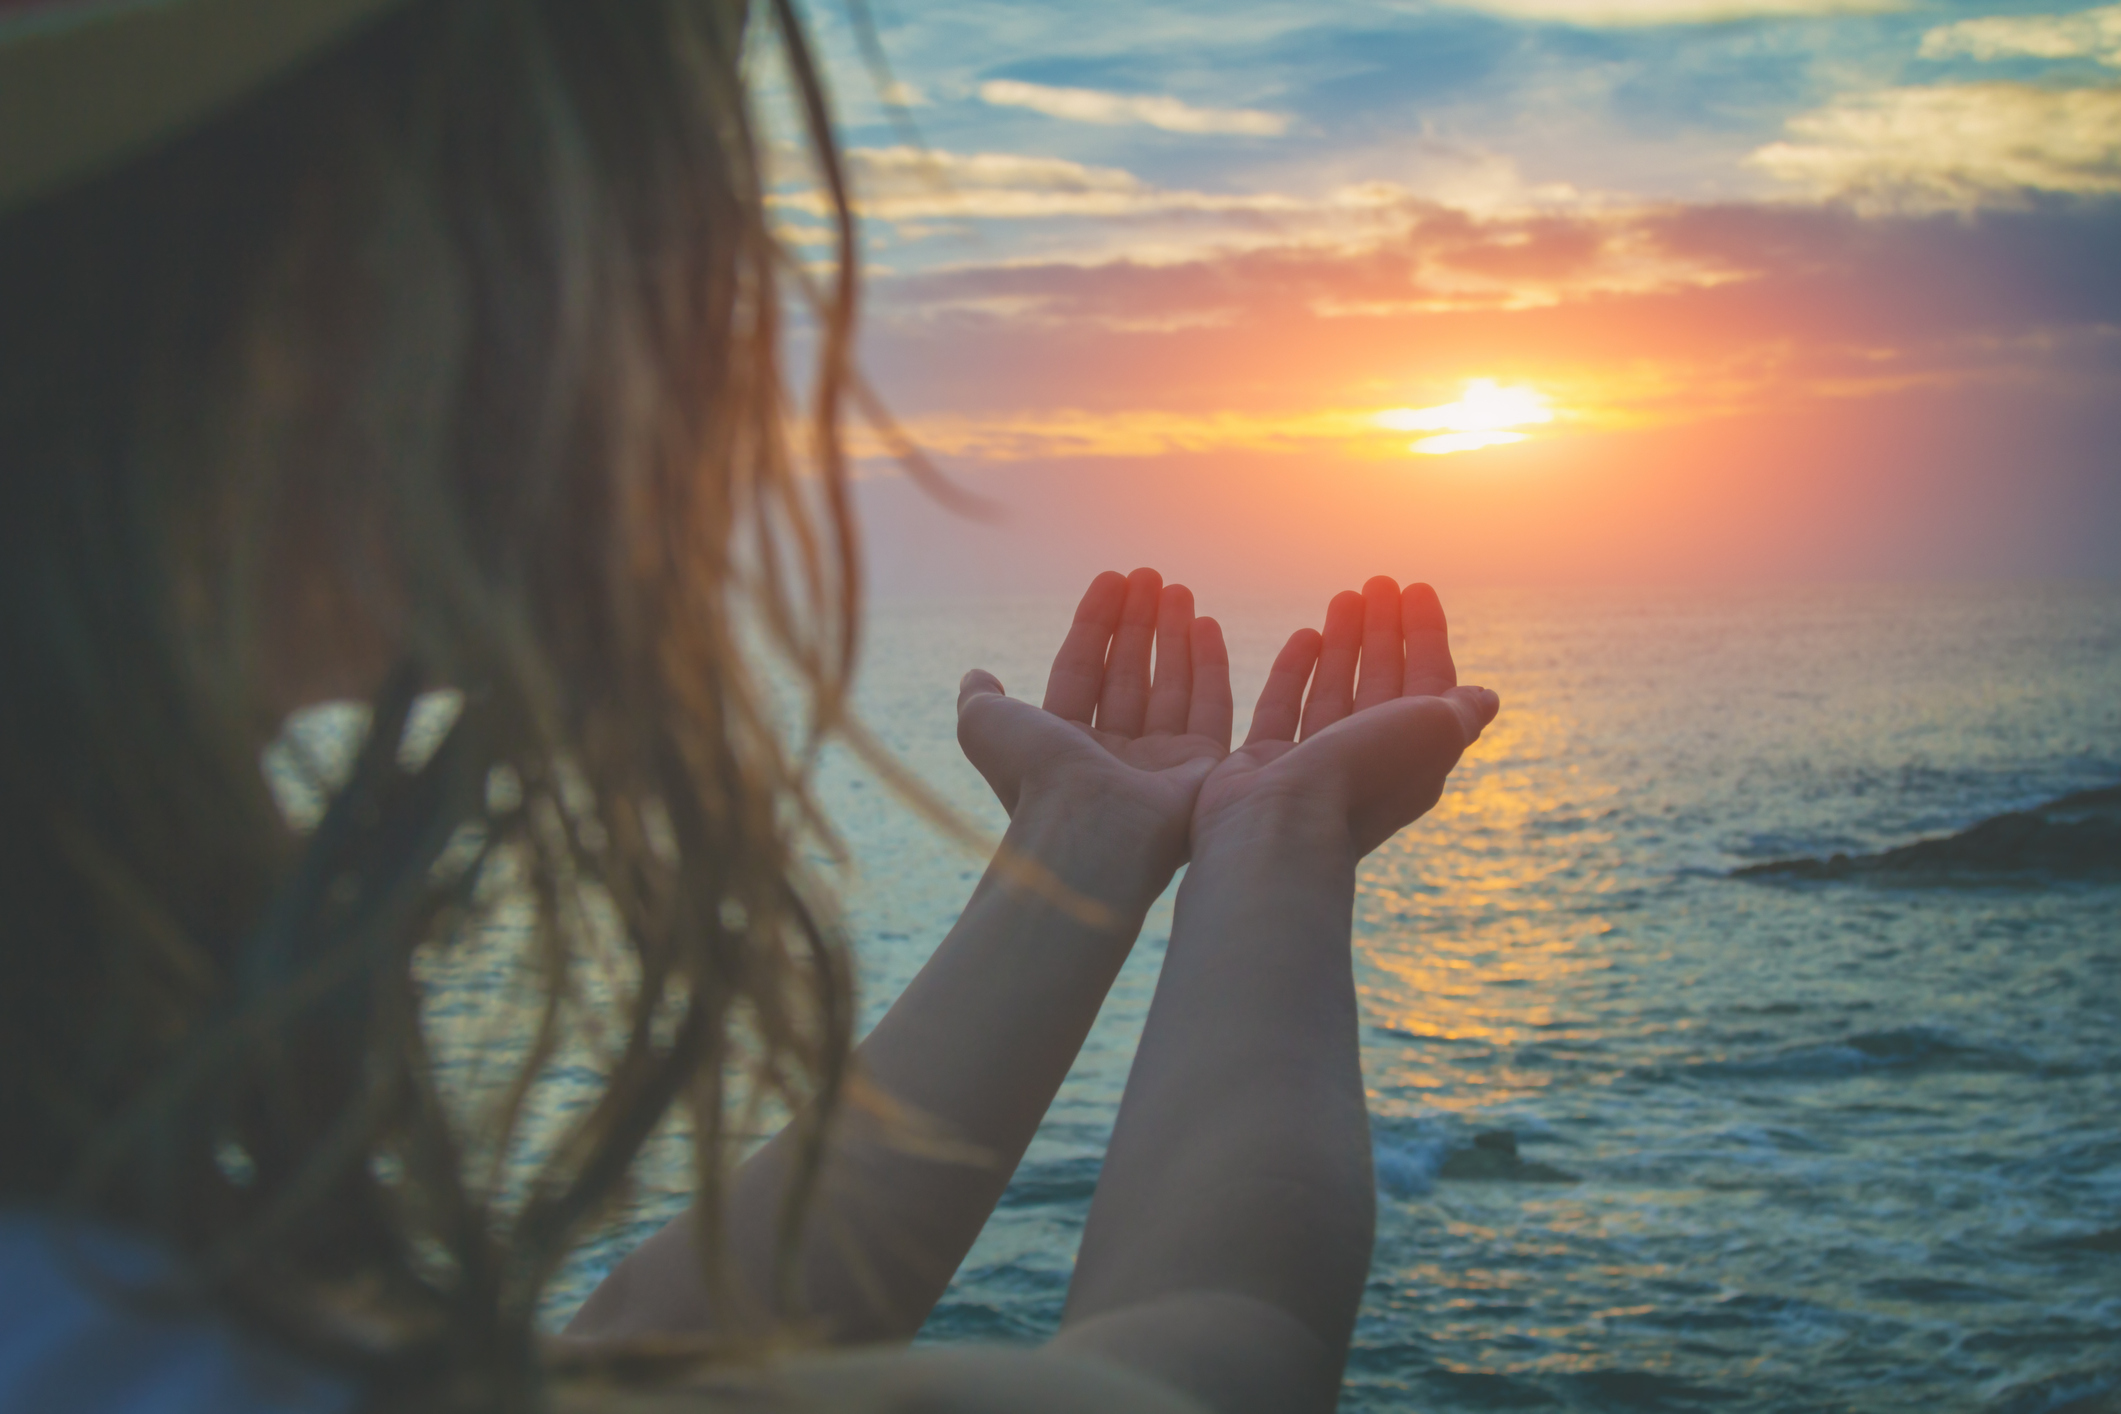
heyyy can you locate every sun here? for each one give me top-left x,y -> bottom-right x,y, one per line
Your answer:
1374,379 -> 1554,454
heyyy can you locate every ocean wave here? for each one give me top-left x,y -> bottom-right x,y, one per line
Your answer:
1550,1369 -> 1739,1409
1860,1275 -> 2020,1305
1619,1291 -> 1854,1339
917,1293 -> 1057,1345
1406,1368 -> 1564,1408
1702,1123 -> 1833,1153
1373,1128 -> 1453,1199
1647,1025 -> 2067,1084
1371,1116 -> 1582,1195
994,1154 -> 1103,1210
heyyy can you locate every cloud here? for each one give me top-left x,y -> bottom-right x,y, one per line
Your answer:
872,198 -> 1747,332
780,140 -> 1648,292
783,147 -> 1581,279
1434,0 -> 1903,25
1749,82 -> 2121,210
854,197 -> 2121,457
845,197 -> 2121,598
861,407 -> 1390,463
1920,4 -> 2121,66
977,80 -> 1289,136
779,146 -> 1314,221
780,133 -> 1600,274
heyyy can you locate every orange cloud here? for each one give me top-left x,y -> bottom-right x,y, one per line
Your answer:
851,196 -> 2121,483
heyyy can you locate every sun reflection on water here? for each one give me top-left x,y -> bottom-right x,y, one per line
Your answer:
1350,659 -> 1632,1113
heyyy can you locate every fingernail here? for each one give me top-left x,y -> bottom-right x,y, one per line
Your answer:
1404,582 -> 1447,631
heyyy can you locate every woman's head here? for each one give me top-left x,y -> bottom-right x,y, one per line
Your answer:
0,0 -> 859,1404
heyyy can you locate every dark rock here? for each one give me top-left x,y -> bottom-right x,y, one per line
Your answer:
1989,1368 -> 2121,1414
1437,1130 -> 1578,1183
2075,1227 -> 2121,1254
1734,784 -> 2121,882
2052,1387 -> 2121,1414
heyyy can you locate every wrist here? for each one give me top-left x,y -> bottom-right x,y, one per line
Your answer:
1177,787 -> 1359,965
1003,781 -> 1183,919
1191,783 -> 1354,870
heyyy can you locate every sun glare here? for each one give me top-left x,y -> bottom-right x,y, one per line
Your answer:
1376,379 -> 1554,455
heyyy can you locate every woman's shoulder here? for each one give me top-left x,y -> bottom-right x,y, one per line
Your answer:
0,1210 -> 357,1414
554,1345 -> 1213,1414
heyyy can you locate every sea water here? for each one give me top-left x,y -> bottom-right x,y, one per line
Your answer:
505,582 -> 2121,1412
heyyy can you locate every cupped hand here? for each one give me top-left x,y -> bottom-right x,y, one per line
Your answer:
1194,577 -> 1500,859
958,568 -> 1233,872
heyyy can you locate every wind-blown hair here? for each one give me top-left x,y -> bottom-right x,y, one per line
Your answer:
0,1 -> 859,1407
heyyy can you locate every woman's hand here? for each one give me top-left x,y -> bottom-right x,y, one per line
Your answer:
577,572 -> 1233,1350
959,568 -> 1232,878
1194,577 -> 1498,859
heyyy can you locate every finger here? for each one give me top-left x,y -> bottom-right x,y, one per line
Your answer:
1245,628 -> 1320,746
1042,571 -> 1127,723
1144,583 -> 1196,736
1299,590 -> 1364,740
1402,581 -> 1458,698
958,668 -> 1006,714
1185,616 -> 1233,747
1352,575 -> 1404,711
1095,566 -> 1163,736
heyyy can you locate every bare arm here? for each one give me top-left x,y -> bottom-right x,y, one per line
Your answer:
1056,578 -> 1499,1414
565,569 -> 1233,1344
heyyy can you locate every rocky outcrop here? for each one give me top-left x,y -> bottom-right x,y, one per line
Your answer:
1437,1131 -> 1577,1183
1735,785 -> 2121,881
2074,1227 -> 2121,1255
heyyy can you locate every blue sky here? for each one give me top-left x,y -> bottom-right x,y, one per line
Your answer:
808,0 -> 2121,222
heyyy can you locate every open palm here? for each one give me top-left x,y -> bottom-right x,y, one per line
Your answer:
959,568 -> 1232,875
1196,577 -> 1500,859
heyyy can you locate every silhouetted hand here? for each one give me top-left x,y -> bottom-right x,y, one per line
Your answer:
1194,577 -> 1498,859
959,568 -> 1232,876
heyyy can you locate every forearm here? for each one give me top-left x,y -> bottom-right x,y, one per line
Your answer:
567,786 -> 1173,1344
1059,797 -> 1373,1412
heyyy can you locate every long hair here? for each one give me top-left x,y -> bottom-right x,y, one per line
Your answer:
0,0 -> 860,1406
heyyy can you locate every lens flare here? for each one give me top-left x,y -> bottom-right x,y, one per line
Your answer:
1376,379 -> 1554,454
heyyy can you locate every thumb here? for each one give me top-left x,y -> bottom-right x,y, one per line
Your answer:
1442,684 -> 1501,743
958,668 -> 1006,715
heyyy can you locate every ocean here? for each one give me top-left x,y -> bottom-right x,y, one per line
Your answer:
446,581 -> 2121,1412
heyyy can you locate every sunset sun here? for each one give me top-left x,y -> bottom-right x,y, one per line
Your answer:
1375,379 -> 1555,455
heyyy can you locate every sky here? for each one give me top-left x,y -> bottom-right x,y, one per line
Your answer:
782,0 -> 2121,598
